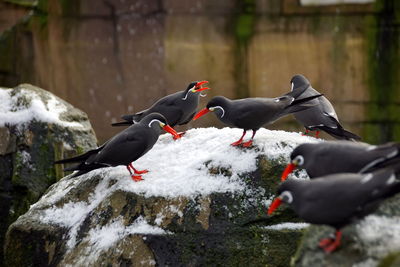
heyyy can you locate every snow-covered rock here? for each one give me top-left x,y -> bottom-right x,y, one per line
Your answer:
5,127 -> 316,266
0,84 -> 97,265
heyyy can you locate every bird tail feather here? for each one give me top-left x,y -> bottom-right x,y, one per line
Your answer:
111,121 -> 133,127
111,113 -> 142,127
54,149 -> 99,164
312,115 -> 362,141
65,162 -> 109,178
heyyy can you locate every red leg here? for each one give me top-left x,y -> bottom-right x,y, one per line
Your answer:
322,230 -> 342,253
130,163 -> 149,174
174,131 -> 186,140
315,130 -> 320,139
231,130 -> 246,146
127,164 -> 145,182
242,130 -> 257,147
126,165 -> 133,176
319,237 -> 334,248
301,129 -> 310,136
132,175 -> 144,182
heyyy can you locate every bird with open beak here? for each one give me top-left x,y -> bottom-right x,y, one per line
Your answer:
281,141 -> 400,181
193,92 -> 323,147
268,166 -> 400,253
112,81 -> 210,139
55,113 -> 180,182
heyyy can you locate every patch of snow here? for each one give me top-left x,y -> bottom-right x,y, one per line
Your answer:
140,260 -> 156,266
31,173 -> 84,210
40,172 -> 119,248
20,150 -> 31,163
356,215 -> 400,258
154,212 -> 165,226
264,222 -> 310,231
0,87 -> 82,128
20,150 -> 34,169
89,216 -> 167,251
63,142 -> 73,150
68,216 -> 165,265
110,127 -> 317,198
168,205 -> 183,218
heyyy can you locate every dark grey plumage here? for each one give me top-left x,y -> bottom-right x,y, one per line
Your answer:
270,166 -> 400,252
55,113 -> 178,180
194,92 -> 323,146
290,74 -> 361,141
277,169 -> 400,228
286,141 -> 400,179
112,81 -> 209,129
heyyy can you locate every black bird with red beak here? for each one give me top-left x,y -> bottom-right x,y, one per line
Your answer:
112,81 -> 210,139
268,167 -> 400,253
55,113 -> 180,181
193,93 -> 323,147
281,141 -> 400,181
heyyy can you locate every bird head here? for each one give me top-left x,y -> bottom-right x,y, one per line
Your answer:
281,145 -> 309,181
267,181 -> 296,215
290,74 -> 310,91
193,96 -> 227,121
182,81 -> 210,100
145,113 -> 181,139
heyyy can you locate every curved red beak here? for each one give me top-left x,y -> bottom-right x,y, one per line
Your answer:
267,197 -> 282,215
194,81 -> 210,92
196,80 -> 209,87
162,124 -> 180,139
195,87 -> 210,92
193,108 -> 211,120
281,163 -> 296,181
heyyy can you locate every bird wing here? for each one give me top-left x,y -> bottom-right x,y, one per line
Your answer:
354,169 -> 400,217
231,98 -> 272,128
116,92 -> 183,124
93,128 -> 149,166
298,170 -> 399,226
121,110 -> 148,123
317,93 -> 338,120
143,92 -> 184,126
359,143 -> 400,173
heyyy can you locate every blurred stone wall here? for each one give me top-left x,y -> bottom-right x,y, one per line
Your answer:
0,0 -> 399,143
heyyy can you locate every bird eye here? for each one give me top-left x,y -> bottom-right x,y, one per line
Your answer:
280,191 -> 293,204
294,155 -> 304,166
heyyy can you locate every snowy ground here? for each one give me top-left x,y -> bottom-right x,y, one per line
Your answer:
0,86 -> 83,128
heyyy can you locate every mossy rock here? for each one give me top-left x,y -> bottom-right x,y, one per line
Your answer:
0,84 -> 97,266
